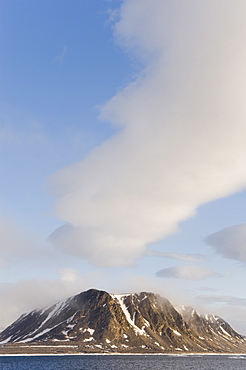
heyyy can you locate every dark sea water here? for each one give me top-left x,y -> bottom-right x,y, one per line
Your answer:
0,354 -> 246,370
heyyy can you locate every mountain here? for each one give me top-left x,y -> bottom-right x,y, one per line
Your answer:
176,305 -> 246,353
0,288 -> 245,354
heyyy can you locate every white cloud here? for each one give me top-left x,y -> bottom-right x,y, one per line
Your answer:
0,270 -> 104,329
156,265 -> 221,281
197,294 -> 246,306
50,0 -> 246,267
48,224 -> 144,267
147,250 -> 206,262
106,271 -> 199,310
57,267 -> 79,283
0,280 -> 67,330
204,224 -> 246,263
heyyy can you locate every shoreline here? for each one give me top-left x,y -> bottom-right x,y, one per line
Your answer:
0,352 -> 246,357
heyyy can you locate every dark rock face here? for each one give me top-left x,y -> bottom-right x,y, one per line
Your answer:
0,289 -> 245,353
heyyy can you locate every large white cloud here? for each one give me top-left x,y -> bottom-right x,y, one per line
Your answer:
50,0 -> 246,267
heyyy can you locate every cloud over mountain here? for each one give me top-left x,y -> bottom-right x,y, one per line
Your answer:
50,0 -> 246,267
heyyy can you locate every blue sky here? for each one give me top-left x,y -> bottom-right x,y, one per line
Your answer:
1,0 -> 246,335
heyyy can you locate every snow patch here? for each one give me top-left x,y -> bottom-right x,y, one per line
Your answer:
67,324 -> 76,330
172,329 -> 182,336
87,328 -> 95,336
20,327 -> 54,343
84,337 -> 93,342
0,336 -> 12,344
144,318 -> 150,327
112,295 -> 146,336
140,295 -> 147,301
67,312 -> 78,324
220,326 -> 231,336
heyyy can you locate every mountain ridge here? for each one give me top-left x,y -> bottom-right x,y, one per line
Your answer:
0,288 -> 245,355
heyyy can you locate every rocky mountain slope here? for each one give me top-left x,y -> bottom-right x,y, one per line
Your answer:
0,288 -> 245,354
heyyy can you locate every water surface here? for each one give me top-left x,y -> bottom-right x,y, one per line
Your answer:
0,354 -> 246,370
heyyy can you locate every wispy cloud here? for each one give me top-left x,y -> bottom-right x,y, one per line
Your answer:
198,286 -> 217,292
204,224 -> 246,263
57,268 -> 79,283
147,250 -> 206,262
156,265 -> 222,281
50,0 -> 246,267
197,294 -> 246,306
53,46 -> 68,64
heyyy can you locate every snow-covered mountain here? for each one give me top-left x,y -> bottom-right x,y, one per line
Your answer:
0,289 -> 245,354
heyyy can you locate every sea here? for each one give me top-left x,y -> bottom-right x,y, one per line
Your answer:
0,354 -> 246,370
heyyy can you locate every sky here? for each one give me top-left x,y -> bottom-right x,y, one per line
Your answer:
1,0 -> 246,336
